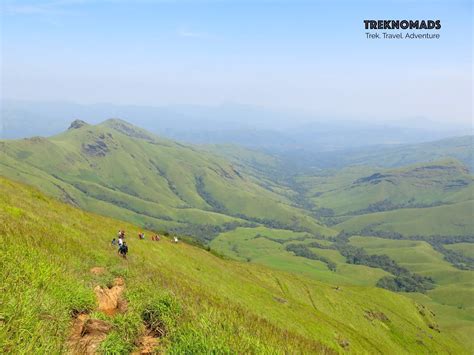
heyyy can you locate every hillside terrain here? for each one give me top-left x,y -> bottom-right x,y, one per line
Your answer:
1,120 -> 473,352
2,176 -> 466,353
0,119 -> 328,242
296,159 -> 473,218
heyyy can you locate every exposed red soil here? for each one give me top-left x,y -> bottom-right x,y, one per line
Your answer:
68,314 -> 112,354
68,274 -> 127,353
133,332 -> 160,354
94,277 -> 128,316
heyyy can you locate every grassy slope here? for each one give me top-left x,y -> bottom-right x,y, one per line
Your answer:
445,243 -> 474,258
212,229 -> 474,350
334,200 -> 474,236
0,119 -> 324,234
1,176 -> 466,353
210,227 -> 390,287
350,237 -> 474,349
298,159 -> 473,216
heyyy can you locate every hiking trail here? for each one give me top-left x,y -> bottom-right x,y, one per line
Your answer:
94,277 -> 127,316
68,268 -> 160,354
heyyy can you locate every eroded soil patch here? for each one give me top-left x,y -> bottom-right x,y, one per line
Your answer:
134,330 -> 160,355
69,274 -> 128,353
94,277 -> 128,316
68,314 -> 112,354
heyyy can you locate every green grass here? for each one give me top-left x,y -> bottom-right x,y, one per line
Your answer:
211,230 -> 474,351
0,120 -> 324,238
349,236 -> 474,349
298,159 -> 473,216
445,243 -> 474,258
1,121 -> 473,353
335,200 -> 474,236
0,176 -> 467,353
211,227 -> 393,287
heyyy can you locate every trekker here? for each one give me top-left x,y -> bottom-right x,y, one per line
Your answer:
119,242 -> 128,259
111,238 -> 117,246
118,237 -> 124,252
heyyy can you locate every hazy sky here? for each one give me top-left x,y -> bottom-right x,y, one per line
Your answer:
1,0 -> 472,124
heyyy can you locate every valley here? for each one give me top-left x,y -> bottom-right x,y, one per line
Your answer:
1,120 -> 473,353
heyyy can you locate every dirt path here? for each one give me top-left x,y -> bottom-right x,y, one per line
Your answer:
68,271 -> 127,354
68,314 -> 112,354
94,277 -> 128,316
68,268 -> 160,354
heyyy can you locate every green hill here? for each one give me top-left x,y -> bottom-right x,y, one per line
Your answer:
334,200 -> 474,237
0,176 -> 467,353
1,122 -> 473,353
0,119 -> 329,241
297,159 -> 473,217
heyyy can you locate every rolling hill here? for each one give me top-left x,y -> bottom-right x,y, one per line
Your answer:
0,176 -> 467,353
0,119 -> 330,242
1,120 -> 473,352
297,159 -> 474,217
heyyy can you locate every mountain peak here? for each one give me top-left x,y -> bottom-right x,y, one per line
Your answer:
101,118 -> 156,141
68,119 -> 89,130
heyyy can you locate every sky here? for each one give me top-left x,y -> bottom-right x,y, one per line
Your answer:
1,0 -> 472,125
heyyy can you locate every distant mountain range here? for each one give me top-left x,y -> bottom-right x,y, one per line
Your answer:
1,118 -> 473,350
1,118 -> 472,238
2,100 -> 471,153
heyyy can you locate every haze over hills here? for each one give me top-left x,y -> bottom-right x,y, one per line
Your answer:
281,135 -> 474,173
1,118 -> 473,352
2,100 -> 471,152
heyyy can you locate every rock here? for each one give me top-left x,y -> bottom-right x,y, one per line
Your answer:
68,119 -> 89,130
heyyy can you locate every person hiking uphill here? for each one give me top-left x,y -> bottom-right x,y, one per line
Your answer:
117,236 -> 124,254
119,242 -> 128,259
